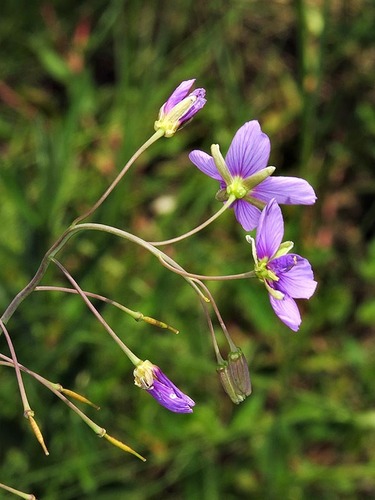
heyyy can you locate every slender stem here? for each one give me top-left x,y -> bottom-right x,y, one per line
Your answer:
72,130 -> 164,226
147,248 -> 235,357
194,280 -> 237,352
66,223 -> 210,303
159,256 -> 256,281
0,354 -> 145,461
0,318 -> 31,413
149,195 -> 236,246
51,258 -> 141,366
35,286 -> 179,333
1,222 -> 80,325
198,298 -> 224,364
0,481 -> 36,500
1,131 -> 164,325
1,218 -> 210,326
0,353 -> 100,431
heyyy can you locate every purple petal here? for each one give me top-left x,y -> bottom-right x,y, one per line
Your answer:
155,369 -> 196,407
189,150 -> 223,181
180,88 -> 206,123
256,199 -> 284,260
147,381 -> 194,413
225,121 -> 271,178
145,366 -> 195,413
269,294 -> 302,331
253,176 -> 317,205
270,254 -> 317,299
163,79 -> 195,114
233,199 -> 261,231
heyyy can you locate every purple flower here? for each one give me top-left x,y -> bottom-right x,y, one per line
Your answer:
189,120 -> 316,230
154,79 -> 206,138
133,360 -> 195,413
247,199 -> 317,331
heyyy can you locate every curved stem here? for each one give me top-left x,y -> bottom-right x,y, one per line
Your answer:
0,318 -> 31,414
0,217 -> 210,326
66,223 -> 210,303
1,221 -> 84,325
1,132 -> 163,326
198,296 -> 224,364
72,130 -> 164,226
0,354 -> 145,461
149,195 -> 236,246
51,258 -> 141,366
159,256 -> 256,281
193,280 -> 237,352
35,286 -> 179,334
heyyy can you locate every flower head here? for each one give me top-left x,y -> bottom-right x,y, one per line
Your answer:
247,199 -> 317,331
217,348 -> 252,404
133,360 -> 195,413
189,121 -> 316,230
154,79 -> 206,138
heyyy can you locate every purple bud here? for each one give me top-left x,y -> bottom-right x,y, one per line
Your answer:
154,79 -> 206,138
134,360 -> 195,413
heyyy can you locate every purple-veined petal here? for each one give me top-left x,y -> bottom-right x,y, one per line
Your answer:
253,176 -> 317,205
155,368 -> 196,408
147,380 -> 194,413
134,361 -> 195,413
180,88 -> 206,123
256,199 -> 284,260
189,150 -> 223,181
226,121 -> 271,178
163,79 -> 195,114
233,199 -> 261,231
270,254 -> 317,299
269,293 -> 302,331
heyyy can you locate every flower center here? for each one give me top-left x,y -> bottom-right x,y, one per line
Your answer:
254,259 -> 278,282
227,176 -> 248,199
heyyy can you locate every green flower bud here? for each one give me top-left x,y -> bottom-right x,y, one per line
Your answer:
217,348 -> 252,404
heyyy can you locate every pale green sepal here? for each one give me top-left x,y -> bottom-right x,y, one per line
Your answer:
246,235 -> 258,265
211,144 -> 232,185
264,280 -> 284,300
273,241 -> 294,259
215,188 -> 229,202
243,194 -> 266,210
154,95 -> 197,137
242,166 -> 275,190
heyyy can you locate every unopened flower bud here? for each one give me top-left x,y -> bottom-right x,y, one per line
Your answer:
154,79 -> 206,137
134,360 -> 195,413
217,348 -> 251,404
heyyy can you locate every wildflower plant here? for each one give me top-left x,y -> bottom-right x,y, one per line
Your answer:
0,79 -> 317,498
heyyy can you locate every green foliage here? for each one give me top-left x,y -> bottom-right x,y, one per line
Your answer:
1,0 -> 375,498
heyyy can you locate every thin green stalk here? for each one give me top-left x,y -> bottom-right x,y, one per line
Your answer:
194,280 -> 237,352
149,195 -> 236,246
0,481 -> 36,500
0,319 -> 31,414
65,223 -> 211,303
72,130 -> 164,225
158,256 -> 256,281
51,258 -> 141,366
0,354 -> 145,461
0,131 -> 163,325
35,286 -> 179,333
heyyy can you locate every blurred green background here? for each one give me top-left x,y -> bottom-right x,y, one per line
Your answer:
1,0 -> 375,498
